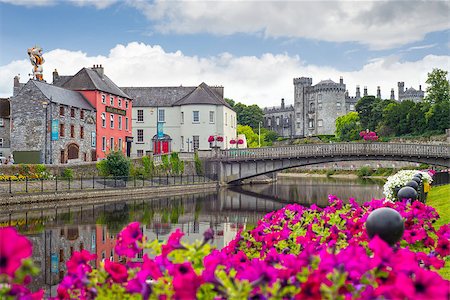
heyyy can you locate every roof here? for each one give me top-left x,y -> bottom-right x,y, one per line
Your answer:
316,79 -> 337,86
31,80 -> 95,110
0,98 -> 10,117
121,86 -> 195,107
62,67 -> 130,99
173,83 -> 232,108
53,75 -> 73,87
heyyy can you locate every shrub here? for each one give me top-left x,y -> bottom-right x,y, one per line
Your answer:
170,152 -> 184,175
105,151 -> 130,178
194,151 -> 203,175
141,155 -> 155,177
357,166 -> 374,177
96,159 -> 109,176
326,169 -> 335,177
61,168 -> 74,180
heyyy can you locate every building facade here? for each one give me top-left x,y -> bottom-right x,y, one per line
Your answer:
56,66 -> 133,160
0,98 -> 11,159
123,82 -> 236,156
10,80 -> 96,164
397,82 -> 425,102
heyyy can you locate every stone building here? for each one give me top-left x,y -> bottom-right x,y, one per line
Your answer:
397,82 -> 424,102
10,80 -> 96,164
264,77 -> 358,137
0,98 -> 11,159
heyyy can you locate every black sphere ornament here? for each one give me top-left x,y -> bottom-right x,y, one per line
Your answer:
397,186 -> 418,201
405,180 -> 419,190
411,177 -> 422,184
414,173 -> 423,178
366,207 -> 405,246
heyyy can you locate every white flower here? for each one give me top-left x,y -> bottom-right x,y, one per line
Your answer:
383,170 -> 432,201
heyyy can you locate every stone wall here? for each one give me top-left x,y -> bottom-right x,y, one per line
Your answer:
0,117 -> 10,157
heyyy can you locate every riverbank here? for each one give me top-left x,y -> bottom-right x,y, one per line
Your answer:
278,172 -> 360,179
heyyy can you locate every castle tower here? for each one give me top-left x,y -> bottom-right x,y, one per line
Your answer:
293,77 -> 312,137
398,82 -> 404,100
377,86 -> 381,99
390,88 -> 395,100
363,86 -> 368,97
281,98 -> 285,109
356,85 -> 361,99
340,76 -> 343,85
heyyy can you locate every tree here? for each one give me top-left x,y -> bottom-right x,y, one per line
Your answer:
355,96 -> 377,130
225,98 -> 235,107
224,98 -> 264,129
335,112 -> 363,141
426,100 -> 450,133
105,150 -> 130,177
237,125 -> 259,147
424,68 -> 450,104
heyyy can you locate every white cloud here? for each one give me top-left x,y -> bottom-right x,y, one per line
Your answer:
1,42 -> 449,107
0,0 -> 54,6
129,0 -> 450,50
0,0 -> 117,8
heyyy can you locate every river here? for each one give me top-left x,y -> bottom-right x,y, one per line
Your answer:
2,176 -> 384,295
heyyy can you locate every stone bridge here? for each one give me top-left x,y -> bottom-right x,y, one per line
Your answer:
204,142 -> 450,184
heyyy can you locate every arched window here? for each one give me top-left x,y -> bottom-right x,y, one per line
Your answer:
309,102 -> 315,112
67,143 -> 79,160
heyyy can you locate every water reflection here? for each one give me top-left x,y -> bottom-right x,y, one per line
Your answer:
0,177 -> 384,295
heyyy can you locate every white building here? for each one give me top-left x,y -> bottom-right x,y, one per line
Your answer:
122,83 -> 236,156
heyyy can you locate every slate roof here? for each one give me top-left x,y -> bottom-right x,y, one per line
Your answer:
121,86 -> 195,107
32,80 -> 95,110
62,68 -> 130,99
0,98 -> 10,117
53,75 -> 73,87
173,82 -> 232,109
316,79 -> 337,85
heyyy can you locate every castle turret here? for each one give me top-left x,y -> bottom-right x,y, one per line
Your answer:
398,82 -> 404,100
363,86 -> 368,97
281,98 -> 285,109
356,85 -> 361,99
377,86 -> 381,99
390,88 -> 395,100
340,76 -> 343,85
53,69 -> 59,83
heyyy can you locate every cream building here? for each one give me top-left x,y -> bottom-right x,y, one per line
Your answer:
122,83 -> 236,156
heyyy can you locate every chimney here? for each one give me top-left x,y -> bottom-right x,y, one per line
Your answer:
13,75 -> 21,96
53,69 -> 59,84
339,76 -> 343,85
390,88 -> 395,100
376,86 -> 381,99
419,85 -> 422,91
211,86 -> 224,99
356,85 -> 361,98
93,64 -> 104,77
363,86 -> 368,97
281,98 -> 285,109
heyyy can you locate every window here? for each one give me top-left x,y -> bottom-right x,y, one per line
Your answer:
225,113 -> 227,126
101,94 -> 106,104
137,110 -> 144,122
193,135 -> 199,150
296,113 -> 301,118
110,250 -> 114,261
0,118 -> 4,126
110,137 -> 114,150
209,111 -> 215,123
102,137 -> 106,151
125,100 -> 129,109
110,114 -> 114,128
71,108 -> 75,118
118,138 -> 122,150
118,98 -> 122,107
297,122 -> 301,128
309,103 -> 315,112
267,119 -> 271,126
60,106 -> 65,116
101,113 -> 106,127
118,116 -> 122,130
350,104 -> 355,111
181,136 -> 184,150
318,119 -> 323,127
309,119 -> 314,128
276,117 -> 280,126
125,117 -> 129,131
336,102 -> 341,109
70,125 -> 75,138
318,103 -> 322,110
59,123 -> 65,137
0,138 -> 3,147
80,126 -> 84,139
137,150 -> 144,157
158,109 -> 165,122
318,94 -> 322,102
193,111 -> 199,123
80,110 -> 84,120
110,96 -> 114,106
231,115 -> 233,128
137,129 -> 144,142
181,112 -> 184,123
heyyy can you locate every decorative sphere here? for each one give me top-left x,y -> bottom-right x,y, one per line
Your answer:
397,186 -> 418,201
412,177 -> 422,184
366,207 -> 404,246
414,173 -> 423,178
405,180 -> 419,190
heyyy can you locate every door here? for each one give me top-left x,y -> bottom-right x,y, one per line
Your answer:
162,141 -> 169,154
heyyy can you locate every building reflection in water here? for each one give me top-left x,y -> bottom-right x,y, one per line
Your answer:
1,177 -> 383,295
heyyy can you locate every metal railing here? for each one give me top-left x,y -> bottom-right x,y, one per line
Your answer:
0,174 -> 217,195
216,143 -> 449,161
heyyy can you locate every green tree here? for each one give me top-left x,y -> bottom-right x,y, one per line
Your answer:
355,96 -> 377,130
237,125 -> 259,147
225,98 -> 264,129
225,98 -> 235,107
335,112 -> 363,141
426,100 -> 450,133
105,150 -> 130,177
425,68 -> 450,104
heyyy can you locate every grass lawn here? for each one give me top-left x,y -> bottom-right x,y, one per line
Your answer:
426,184 -> 450,280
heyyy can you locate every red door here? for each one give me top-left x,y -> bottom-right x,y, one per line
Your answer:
162,141 -> 169,153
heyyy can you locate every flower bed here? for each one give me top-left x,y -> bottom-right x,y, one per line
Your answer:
1,196 -> 449,299
383,170 -> 433,201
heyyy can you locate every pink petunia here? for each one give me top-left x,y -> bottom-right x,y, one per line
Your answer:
0,227 -> 32,277
105,259 -> 128,283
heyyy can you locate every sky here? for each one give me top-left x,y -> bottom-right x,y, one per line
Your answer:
0,0 -> 449,107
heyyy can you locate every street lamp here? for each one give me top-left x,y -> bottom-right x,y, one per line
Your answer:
42,101 -> 48,164
258,121 -> 262,148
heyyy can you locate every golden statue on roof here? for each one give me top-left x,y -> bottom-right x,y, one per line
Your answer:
27,46 -> 45,81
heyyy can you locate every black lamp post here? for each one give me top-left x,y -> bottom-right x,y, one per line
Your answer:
366,207 -> 404,246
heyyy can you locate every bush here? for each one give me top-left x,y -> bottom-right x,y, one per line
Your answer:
357,166 -> 374,177
194,151 -> 203,175
105,151 -> 130,178
170,152 -> 184,175
141,155 -> 155,177
96,159 -> 109,176
61,168 -> 74,180
326,169 -> 335,177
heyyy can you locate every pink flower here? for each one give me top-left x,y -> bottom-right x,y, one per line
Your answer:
409,268 -> 450,300
105,259 -> 128,283
162,229 -> 185,257
66,250 -> 95,274
237,139 -> 244,145
142,254 -> 163,280
404,228 -> 427,244
0,227 -> 32,277
171,263 -> 202,300
216,136 -> 224,142
115,222 -> 143,258
230,139 -> 236,144
435,238 -> 450,257
208,135 -> 215,143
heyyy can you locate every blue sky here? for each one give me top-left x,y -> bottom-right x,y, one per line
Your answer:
0,0 -> 449,106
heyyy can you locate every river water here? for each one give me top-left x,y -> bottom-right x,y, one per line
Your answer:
2,176 -> 384,295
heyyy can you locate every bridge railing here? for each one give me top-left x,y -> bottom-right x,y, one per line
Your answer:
215,143 -> 449,160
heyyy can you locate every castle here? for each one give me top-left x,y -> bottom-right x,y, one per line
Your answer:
263,77 -> 424,137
